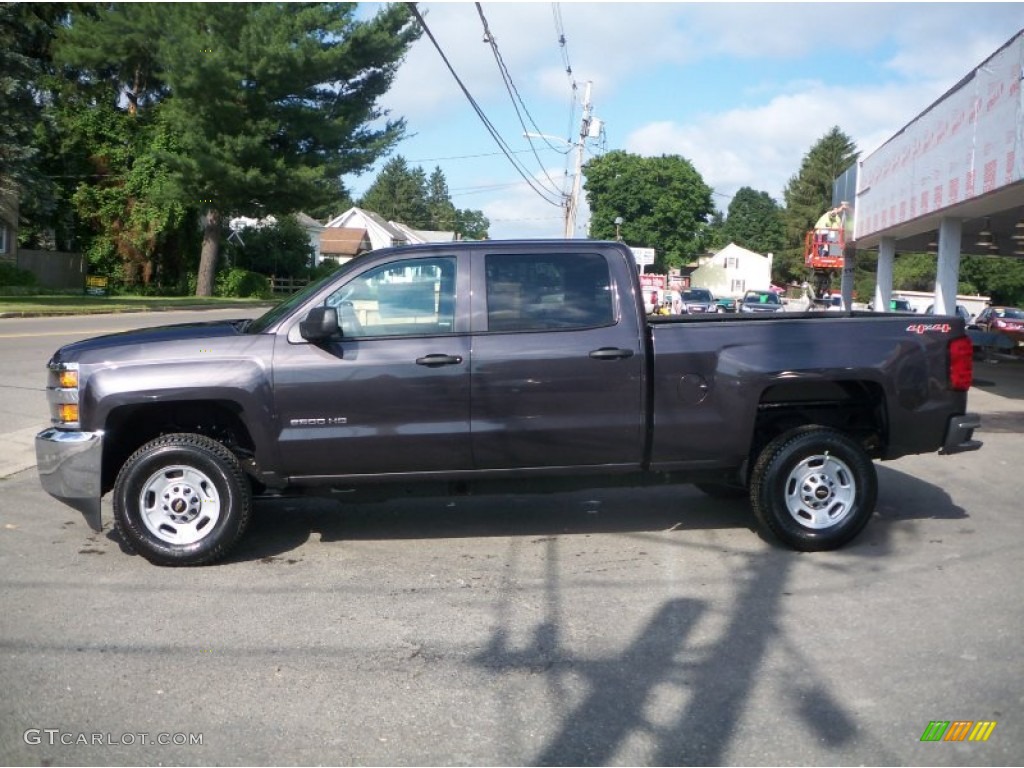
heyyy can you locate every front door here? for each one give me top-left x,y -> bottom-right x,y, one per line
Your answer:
271,254 -> 472,478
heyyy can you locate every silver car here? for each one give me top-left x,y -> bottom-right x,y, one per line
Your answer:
680,288 -> 716,314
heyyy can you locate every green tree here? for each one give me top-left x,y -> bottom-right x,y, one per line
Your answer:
425,166 -> 456,230
0,3 -> 42,198
7,4 -> 97,252
58,3 -> 421,296
960,254 -> 1024,306
225,214 -> 315,279
360,159 -> 489,238
583,150 -> 714,271
722,187 -> 785,255
454,208 -> 489,240
360,155 -> 430,227
779,127 -> 859,283
65,103 -> 190,287
706,209 -> 727,251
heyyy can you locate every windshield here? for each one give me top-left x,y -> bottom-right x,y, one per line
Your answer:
246,260 -> 362,334
683,289 -> 712,302
744,292 -> 780,304
997,307 -> 1024,319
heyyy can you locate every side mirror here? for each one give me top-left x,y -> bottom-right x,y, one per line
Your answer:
299,306 -> 339,342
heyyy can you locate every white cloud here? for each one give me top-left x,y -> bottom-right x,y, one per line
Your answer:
355,2 -> 1024,236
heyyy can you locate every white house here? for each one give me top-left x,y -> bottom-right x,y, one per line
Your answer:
689,242 -> 773,299
323,207 -> 456,256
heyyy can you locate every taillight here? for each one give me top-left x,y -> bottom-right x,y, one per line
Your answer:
949,336 -> 973,391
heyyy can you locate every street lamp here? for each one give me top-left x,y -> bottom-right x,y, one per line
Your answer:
614,216 -> 624,242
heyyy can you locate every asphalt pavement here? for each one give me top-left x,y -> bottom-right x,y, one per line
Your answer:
0,316 -> 1021,766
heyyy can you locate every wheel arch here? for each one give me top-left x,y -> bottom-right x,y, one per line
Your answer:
100,400 -> 257,495
752,378 -> 889,461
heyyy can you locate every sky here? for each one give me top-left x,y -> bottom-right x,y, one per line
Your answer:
344,2 -> 1024,240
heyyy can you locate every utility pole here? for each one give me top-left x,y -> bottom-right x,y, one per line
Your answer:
564,80 -> 592,239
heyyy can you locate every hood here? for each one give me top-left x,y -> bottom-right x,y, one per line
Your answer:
50,319 -> 249,365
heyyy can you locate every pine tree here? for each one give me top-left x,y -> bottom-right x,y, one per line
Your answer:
57,2 -> 421,295
779,127 -> 859,282
0,4 -> 51,199
425,166 -> 457,230
360,156 -> 430,227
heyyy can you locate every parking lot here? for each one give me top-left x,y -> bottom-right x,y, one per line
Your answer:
0,313 -> 1022,766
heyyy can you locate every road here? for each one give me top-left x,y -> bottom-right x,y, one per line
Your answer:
0,309 -> 265,477
1,311 -> 1022,765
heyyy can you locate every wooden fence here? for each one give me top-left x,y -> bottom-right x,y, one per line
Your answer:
268,276 -> 310,295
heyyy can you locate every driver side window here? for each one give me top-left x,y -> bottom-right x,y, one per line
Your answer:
325,257 -> 457,338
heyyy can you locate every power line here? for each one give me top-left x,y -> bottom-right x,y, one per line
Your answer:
475,2 -> 567,199
406,148 -> 541,163
551,3 -> 579,144
405,3 -> 563,208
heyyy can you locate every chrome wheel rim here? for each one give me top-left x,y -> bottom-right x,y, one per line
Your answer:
784,452 -> 856,529
139,465 -> 221,545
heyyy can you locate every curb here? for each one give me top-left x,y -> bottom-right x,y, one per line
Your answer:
0,302 -> 274,320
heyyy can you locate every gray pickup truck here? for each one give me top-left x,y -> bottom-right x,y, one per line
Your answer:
36,240 -> 981,565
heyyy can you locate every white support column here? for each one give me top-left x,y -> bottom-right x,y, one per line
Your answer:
934,217 -> 962,315
874,236 -> 895,311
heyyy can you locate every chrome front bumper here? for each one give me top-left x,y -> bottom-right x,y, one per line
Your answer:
35,428 -> 104,531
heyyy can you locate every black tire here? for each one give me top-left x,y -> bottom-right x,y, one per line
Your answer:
695,481 -> 748,499
113,433 -> 251,566
749,426 -> 876,551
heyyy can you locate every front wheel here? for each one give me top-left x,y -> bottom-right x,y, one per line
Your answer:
113,433 -> 251,566
749,427 -> 876,551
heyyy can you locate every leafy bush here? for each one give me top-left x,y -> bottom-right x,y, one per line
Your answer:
216,268 -> 271,299
0,263 -> 39,287
311,259 -> 344,281
224,215 -> 314,279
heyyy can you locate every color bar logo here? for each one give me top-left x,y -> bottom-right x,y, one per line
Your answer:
920,720 -> 997,742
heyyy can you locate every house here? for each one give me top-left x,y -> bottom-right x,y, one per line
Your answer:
323,206 -> 456,256
293,212 -> 325,265
319,227 -> 371,263
688,242 -> 773,299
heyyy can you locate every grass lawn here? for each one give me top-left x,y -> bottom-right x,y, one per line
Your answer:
0,294 -> 274,316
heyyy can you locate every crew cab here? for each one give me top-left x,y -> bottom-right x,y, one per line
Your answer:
36,240 -> 981,565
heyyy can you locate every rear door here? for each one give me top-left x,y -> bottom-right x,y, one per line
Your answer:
470,246 -> 645,470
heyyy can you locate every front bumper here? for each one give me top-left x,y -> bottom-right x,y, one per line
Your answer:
940,413 -> 982,455
35,428 -> 104,531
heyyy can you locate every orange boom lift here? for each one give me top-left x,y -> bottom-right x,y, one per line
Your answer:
804,202 -> 851,295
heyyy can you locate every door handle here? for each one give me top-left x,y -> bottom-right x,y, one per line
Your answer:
589,347 -> 634,360
416,354 -> 464,367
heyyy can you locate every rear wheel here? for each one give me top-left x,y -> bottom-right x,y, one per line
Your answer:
113,433 -> 251,566
749,426 -> 876,551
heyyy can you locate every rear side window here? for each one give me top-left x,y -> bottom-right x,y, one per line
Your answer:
485,252 -> 613,332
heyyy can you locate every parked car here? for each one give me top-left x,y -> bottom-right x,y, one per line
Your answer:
973,305 -> 1024,347
925,303 -> 972,323
739,289 -> 785,313
679,288 -> 716,314
715,296 -> 738,313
